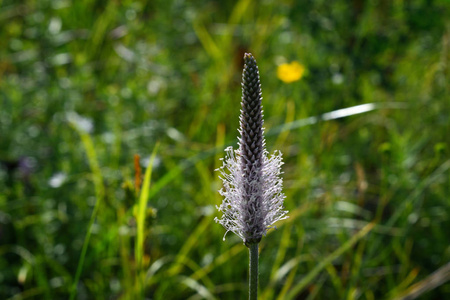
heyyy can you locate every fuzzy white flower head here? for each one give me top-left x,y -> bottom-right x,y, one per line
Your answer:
215,147 -> 288,245
215,53 -> 288,246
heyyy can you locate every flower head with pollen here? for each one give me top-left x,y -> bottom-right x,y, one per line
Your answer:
215,53 -> 288,247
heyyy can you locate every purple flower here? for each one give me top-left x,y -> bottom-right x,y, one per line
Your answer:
215,53 -> 288,246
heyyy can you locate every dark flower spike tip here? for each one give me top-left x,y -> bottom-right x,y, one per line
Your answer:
215,53 -> 288,247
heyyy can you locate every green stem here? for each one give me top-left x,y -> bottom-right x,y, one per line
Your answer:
249,243 -> 259,300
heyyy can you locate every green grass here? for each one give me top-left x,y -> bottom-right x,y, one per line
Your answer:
1,0 -> 449,299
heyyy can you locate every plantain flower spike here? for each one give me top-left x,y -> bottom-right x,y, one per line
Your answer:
215,53 -> 288,247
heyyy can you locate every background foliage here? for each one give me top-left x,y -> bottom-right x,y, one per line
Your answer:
1,0 -> 449,299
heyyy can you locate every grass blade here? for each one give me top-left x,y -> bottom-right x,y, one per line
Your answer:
286,222 -> 376,300
69,126 -> 105,300
135,142 -> 160,296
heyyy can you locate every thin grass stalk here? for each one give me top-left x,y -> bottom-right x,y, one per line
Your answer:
249,243 -> 259,300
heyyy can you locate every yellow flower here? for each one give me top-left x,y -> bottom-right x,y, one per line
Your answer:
277,61 -> 305,83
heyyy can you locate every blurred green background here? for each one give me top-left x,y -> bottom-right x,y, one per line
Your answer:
1,0 -> 449,299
